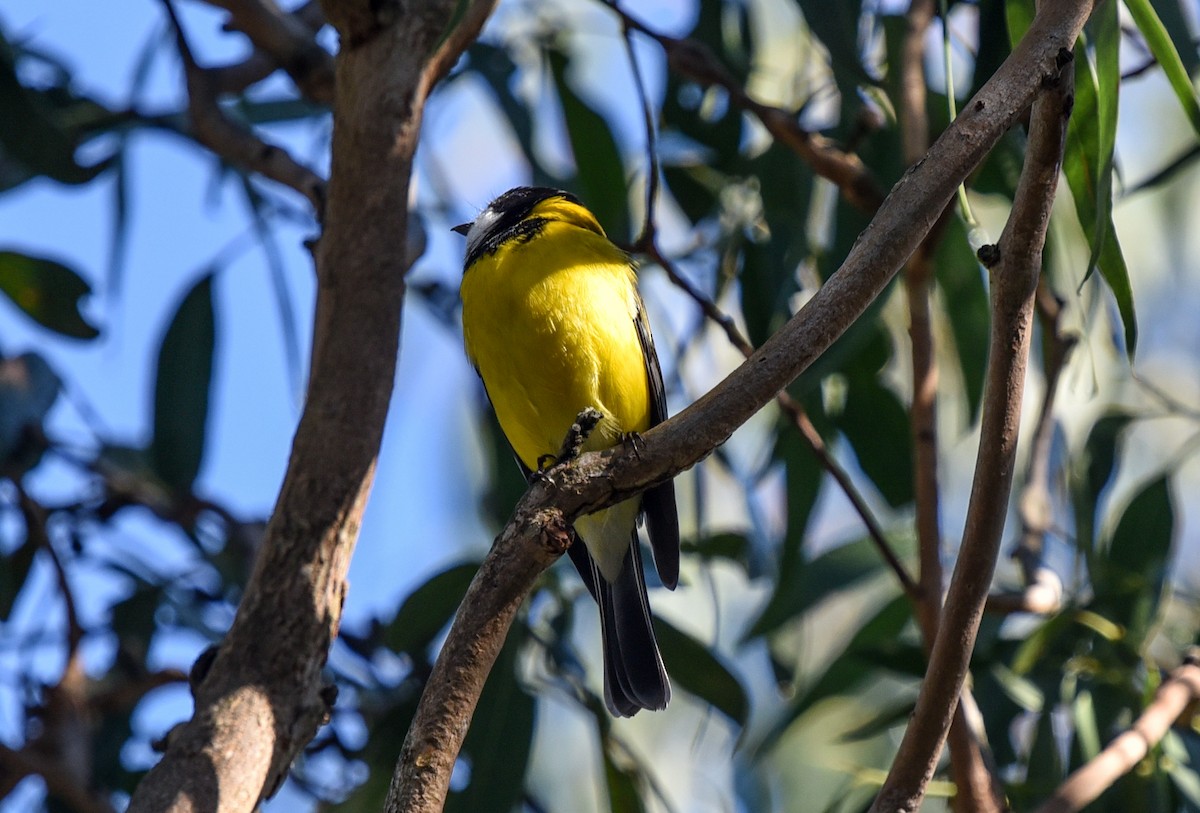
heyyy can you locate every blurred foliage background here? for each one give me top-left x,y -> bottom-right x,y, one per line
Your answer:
3,0 -> 1200,811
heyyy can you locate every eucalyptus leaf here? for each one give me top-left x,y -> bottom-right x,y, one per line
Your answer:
384,562 -> 479,656
0,250 -> 99,339
654,617 -> 748,725
149,273 -> 216,493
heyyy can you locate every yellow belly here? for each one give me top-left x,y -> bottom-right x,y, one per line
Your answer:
461,222 -> 651,469
461,220 -> 651,580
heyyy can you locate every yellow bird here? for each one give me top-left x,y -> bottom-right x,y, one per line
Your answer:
456,187 -> 679,716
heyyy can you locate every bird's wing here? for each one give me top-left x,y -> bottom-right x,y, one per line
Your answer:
633,295 -> 680,590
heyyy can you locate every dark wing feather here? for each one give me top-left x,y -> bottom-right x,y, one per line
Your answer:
633,296 -> 680,590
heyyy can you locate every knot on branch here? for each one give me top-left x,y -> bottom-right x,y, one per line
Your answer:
976,243 -> 1002,267
537,509 -> 573,557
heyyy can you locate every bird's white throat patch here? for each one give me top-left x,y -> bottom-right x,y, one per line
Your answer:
464,206 -> 502,262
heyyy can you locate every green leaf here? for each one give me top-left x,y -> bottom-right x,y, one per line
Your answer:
755,595 -> 913,752
149,274 -> 216,493
654,617 -> 748,725
778,418 -> 824,566
747,532 -> 909,640
934,216 -> 989,421
1094,475 -> 1174,636
839,377 -> 913,508
0,535 -> 35,621
384,562 -> 478,655
1005,0 -> 1035,45
796,0 -> 869,102
1073,411 -> 1132,557
445,628 -> 535,813
1163,730 -> 1200,810
481,407 -> 530,529
1125,0 -> 1200,137
834,327 -> 913,507
602,734 -> 648,813
1063,32 -> 1137,355
547,49 -> 630,243
1072,688 -> 1101,762
230,96 -> 325,126
1026,711 -> 1064,792
0,250 -> 99,339
467,43 -> 554,186
681,532 -> 749,563
0,35 -> 112,186
1149,0 -> 1200,76
838,696 -> 916,742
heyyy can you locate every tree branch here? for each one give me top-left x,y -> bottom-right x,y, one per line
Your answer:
898,4 -> 1007,810
390,3 -> 1091,809
201,0 -> 334,103
162,0 -> 328,217
125,3 -> 491,812
869,38 -> 1077,813
207,1 -> 326,96
1032,658 -> 1200,813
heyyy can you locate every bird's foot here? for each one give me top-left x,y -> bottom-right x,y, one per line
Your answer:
556,407 -> 604,465
622,430 -> 646,459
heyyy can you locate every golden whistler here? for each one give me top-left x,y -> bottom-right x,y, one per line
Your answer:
457,187 -> 679,716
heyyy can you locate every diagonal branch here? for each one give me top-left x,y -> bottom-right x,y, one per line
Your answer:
1032,657 -> 1200,813
388,3 -> 1093,810
869,43 -> 1077,813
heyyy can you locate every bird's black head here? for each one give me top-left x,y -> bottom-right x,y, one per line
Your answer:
454,186 -> 582,268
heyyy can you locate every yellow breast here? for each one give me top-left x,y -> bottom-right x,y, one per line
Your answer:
460,219 -> 651,472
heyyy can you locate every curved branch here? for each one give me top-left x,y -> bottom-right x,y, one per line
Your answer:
125,2 -> 490,811
162,0 -> 328,216
201,0 -> 334,104
1033,659 -> 1200,813
389,3 -> 1092,809
869,37 -> 1078,813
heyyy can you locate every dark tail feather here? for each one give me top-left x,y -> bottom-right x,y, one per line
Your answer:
594,538 -> 670,717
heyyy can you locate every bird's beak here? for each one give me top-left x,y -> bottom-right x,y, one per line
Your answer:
451,222 -> 472,236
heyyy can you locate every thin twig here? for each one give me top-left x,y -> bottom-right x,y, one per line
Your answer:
16,486 -> 83,658
419,0 -> 500,94
900,0 -> 945,640
869,41 -> 1077,813
643,243 -> 919,599
161,0 -> 328,217
600,1 -> 886,214
1011,280 -> 1077,585
616,14 -> 660,247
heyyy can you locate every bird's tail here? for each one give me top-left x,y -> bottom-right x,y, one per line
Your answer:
593,538 -> 670,716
